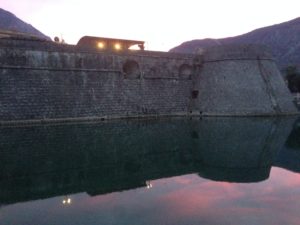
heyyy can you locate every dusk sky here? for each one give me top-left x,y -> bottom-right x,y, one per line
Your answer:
2,168 -> 300,225
1,0 -> 300,50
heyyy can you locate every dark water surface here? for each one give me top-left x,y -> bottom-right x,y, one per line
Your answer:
0,117 -> 300,225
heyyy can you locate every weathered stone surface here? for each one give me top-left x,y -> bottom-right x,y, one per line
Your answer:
0,39 -> 298,123
196,45 -> 298,116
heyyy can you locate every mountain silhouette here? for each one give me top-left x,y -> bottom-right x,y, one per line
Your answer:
0,8 -> 50,40
170,17 -> 300,70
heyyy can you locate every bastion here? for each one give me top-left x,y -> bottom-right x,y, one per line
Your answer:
0,37 -> 298,124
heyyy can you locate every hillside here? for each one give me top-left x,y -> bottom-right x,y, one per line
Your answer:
0,8 -> 50,40
170,17 -> 300,70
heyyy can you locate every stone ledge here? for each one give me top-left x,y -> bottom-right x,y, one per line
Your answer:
1,112 -> 298,126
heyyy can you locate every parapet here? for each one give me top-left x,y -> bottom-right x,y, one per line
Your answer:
203,44 -> 274,62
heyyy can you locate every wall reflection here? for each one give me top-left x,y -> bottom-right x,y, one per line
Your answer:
0,117 -> 298,206
275,118 -> 300,173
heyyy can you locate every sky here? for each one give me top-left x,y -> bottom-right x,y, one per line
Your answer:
2,169 -> 300,225
1,0 -> 300,51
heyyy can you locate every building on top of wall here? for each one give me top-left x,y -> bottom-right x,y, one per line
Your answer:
77,36 -> 145,51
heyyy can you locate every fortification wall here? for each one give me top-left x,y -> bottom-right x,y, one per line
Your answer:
195,45 -> 298,116
0,40 -> 298,123
0,39 -> 197,123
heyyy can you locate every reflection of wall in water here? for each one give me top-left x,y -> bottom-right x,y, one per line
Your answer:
275,118 -> 300,173
284,118 -> 300,151
196,118 -> 292,182
0,117 -> 295,205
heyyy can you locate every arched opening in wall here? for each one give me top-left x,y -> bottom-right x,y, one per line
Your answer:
122,60 -> 140,79
179,64 -> 193,79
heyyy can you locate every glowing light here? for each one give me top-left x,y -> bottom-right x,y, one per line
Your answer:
114,43 -> 122,50
146,181 -> 152,189
62,197 -> 72,205
97,42 -> 105,49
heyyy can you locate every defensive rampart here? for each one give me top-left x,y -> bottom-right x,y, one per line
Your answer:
0,38 -> 298,124
195,45 -> 298,116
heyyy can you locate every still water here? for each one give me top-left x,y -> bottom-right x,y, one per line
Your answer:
0,117 -> 299,225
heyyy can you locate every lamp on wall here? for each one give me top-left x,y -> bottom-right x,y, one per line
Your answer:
97,42 -> 105,49
114,43 -> 122,50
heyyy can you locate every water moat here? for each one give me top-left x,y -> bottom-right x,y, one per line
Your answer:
0,117 -> 299,225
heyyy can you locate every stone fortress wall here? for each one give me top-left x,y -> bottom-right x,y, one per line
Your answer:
0,38 -> 298,124
195,45 -> 298,116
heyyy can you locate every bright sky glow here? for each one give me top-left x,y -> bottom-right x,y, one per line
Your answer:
1,0 -> 300,51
